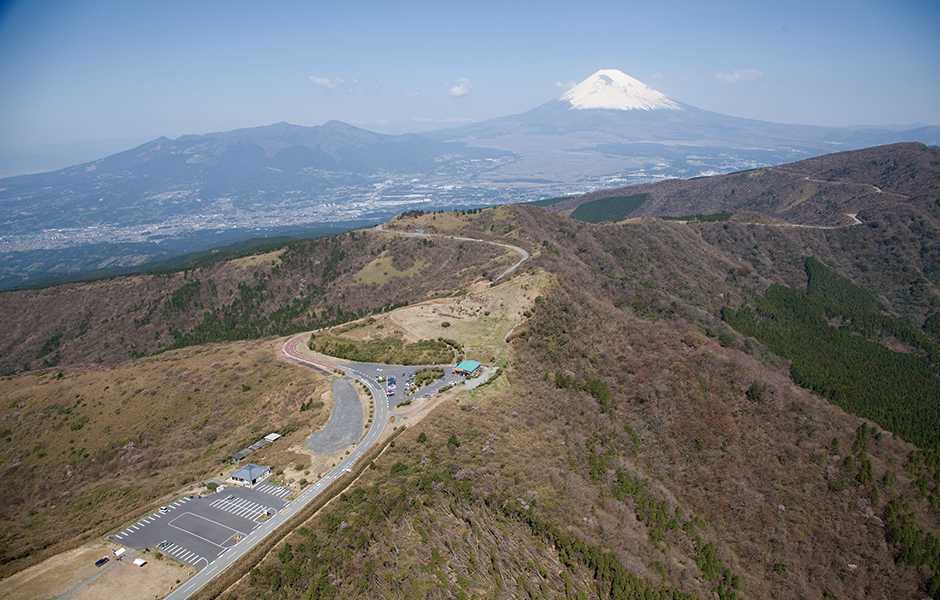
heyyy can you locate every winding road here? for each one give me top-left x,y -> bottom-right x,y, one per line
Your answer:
166,335 -> 389,599
743,212 -> 865,230
375,224 -> 530,281
165,229 -> 530,599
770,166 -> 908,200
708,168 -> 916,230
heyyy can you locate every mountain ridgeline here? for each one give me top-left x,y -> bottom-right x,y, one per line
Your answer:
3,69 -> 938,289
225,143 -> 940,599
2,142 -> 940,598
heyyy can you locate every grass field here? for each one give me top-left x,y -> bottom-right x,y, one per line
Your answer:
570,194 -> 648,223
0,338 -> 329,576
329,272 -> 551,367
353,254 -> 428,285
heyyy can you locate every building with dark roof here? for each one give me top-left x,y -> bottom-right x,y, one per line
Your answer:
229,463 -> 271,487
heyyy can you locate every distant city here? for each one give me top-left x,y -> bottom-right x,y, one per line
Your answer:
0,156 -> 765,254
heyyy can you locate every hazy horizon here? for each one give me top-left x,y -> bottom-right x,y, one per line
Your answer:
1,0 -> 939,176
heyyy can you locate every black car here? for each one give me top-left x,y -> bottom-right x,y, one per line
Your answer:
95,557 -> 109,567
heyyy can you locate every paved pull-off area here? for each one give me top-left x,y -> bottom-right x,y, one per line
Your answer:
305,378 -> 363,453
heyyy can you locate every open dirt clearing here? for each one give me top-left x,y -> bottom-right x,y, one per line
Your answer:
0,541 -> 189,600
328,271 -> 550,366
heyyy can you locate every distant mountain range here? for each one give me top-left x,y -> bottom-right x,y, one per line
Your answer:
0,120 -> 507,236
433,69 -> 940,183
1,68 -> 937,288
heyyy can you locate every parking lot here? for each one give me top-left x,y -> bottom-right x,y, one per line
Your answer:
348,361 -> 465,407
109,483 -> 293,571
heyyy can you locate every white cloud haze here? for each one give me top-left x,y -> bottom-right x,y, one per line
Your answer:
308,75 -> 343,89
448,77 -> 471,97
716,68 -> 764,83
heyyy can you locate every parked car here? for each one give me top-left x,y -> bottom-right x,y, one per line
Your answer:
95,557 -> 109,567
159,506 -> 169,514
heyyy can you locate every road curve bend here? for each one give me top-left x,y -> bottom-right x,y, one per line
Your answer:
165,334 -> 388,600
375,224 -> 530,281
166,225 -> 529,598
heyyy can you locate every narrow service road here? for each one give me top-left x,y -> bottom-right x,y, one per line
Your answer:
375,224 -> 530,281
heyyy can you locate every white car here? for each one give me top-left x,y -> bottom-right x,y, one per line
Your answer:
158,506 -> 169,514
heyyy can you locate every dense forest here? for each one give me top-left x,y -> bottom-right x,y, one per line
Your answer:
724,257 -> 940,451
569,194 -> 648,223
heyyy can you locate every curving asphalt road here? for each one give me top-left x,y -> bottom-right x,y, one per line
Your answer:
164,227 -> 528,599
165,334 -> 389,600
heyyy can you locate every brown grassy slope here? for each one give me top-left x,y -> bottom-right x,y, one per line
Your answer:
475,197 -> 939,326
781,142 -> 940,196
227,205 -> 936,599
549,142 -> 940,227
0,231 -> 501,375
0,338 -> 328,577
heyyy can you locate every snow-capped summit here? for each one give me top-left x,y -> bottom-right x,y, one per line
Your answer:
561,69 -> 680,111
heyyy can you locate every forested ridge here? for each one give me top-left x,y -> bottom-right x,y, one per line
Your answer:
724,257 -> 940,451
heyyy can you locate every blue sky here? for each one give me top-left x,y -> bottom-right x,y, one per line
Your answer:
1,0 -> 938,173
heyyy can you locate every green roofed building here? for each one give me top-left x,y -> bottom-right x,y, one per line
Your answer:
454,359 -> 481,376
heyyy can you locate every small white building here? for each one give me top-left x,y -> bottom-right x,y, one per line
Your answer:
229,463 -> 272,487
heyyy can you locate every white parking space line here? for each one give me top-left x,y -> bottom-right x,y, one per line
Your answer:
160,541 -> 206,567
208,496 -> 273,521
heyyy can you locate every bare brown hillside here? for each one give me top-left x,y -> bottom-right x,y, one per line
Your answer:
0,231 -> 502,375
0,339 -> 329,577
550,142 -> 940,227
3,145 -> 939,598
229,202 -> 939,599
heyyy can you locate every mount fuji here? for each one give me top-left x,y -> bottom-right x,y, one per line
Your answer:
1,67 -> 937,287
433,68 -> 940,184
